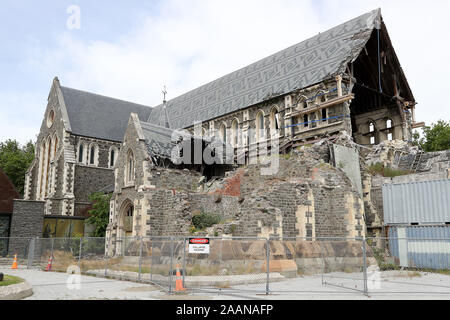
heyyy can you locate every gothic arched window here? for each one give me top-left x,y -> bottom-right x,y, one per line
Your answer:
270,107 -> 280,136
90,146 -> 95,165
126,150 -> 135,183
109,147 -> 117,168
88,143 -> 99,166
53,135 -> 58,159
231,119 -> 239,147
78,144 -> 84,163
368,121 -> 377,145
386,119 -> 393,129
386,119 -> 394,141
220,123 -> 227,143
256,111 -> 265,141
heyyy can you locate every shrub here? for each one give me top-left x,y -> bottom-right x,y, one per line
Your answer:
192,212 -> 222,230
368,162 -> 410,178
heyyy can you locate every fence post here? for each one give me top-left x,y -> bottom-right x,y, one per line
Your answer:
105,236 -> 111,277
266,237 -> 270,295
182,237 -> 187,288
138,236 -> 143,282
362,236 -> 368,296
320,241 -> 325,286
169,237 -> 174,293
51,237 -> 54,260
78,237 -> 83,270
27,237 -> 35,269
150,238 -> 154,282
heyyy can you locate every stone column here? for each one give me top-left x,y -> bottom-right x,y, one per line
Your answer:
284,95 -> 293,137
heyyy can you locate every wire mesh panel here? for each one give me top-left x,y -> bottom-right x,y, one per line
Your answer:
78,237 -> 107,274
141,237 -> 174,290
33,237 -> 54,270
0,237 -> 9,258
0,237 -> 32,267
319,237 -> 370,294
44,237 -> 82,272
267,237 -> 323,293
367,236 -> 450,295
106,236 -> 142,281
183,237 -> 269,294
1,235 -> 449,297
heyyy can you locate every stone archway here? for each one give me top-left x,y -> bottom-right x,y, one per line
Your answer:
115,199 -> 134,255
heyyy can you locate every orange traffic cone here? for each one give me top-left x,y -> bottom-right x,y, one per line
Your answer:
45,256 -> 53,271
175,264 -> 186,292
11,254 -> 18,269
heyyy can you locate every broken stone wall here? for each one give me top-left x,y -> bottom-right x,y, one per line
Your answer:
147,167 -> 202,192
142,145 -> 366,239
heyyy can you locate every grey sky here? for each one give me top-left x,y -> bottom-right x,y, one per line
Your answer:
1,0 -> 449,145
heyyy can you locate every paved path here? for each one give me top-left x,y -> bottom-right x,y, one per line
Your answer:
2,267 -> 450,300
0,267 -> 164,300
211,271 -> 450,300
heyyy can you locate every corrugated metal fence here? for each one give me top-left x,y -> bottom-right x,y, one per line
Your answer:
383,179 -> 450,225
388,226 -> 450,270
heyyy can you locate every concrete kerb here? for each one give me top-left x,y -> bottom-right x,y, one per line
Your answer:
86,269 -> 285,288
0,281 -> 33,300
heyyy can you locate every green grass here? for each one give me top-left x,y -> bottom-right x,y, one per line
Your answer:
406,268 -> 450,276
368,162 -> 411,178
0,274 -> 25,287
279,153 -> 291,160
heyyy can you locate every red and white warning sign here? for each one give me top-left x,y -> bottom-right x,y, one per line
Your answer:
188,238 -> 210,254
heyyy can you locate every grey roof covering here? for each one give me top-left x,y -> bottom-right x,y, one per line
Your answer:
140,121 -> 232,164
61,86 -> 152,142
140,121 -> 178,159
148,9 -> 380,129
98,184 -> 115,194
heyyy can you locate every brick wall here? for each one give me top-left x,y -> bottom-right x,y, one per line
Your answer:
8,200 -> 45,256
139,145 -> 366,238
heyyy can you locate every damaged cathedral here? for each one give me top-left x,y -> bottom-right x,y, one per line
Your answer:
18,9 -> 436,252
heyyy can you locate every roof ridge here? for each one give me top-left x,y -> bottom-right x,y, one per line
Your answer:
60,86 -> 153,109
147,8 -> 380,128
149,8 -> 379,111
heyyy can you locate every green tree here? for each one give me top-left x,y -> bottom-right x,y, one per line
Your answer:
0,139 -> 35,195
86,192 -> 112,237
413,120 -> 450,152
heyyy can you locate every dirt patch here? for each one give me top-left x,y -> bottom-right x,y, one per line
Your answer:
157,293 -> 213,300
384,271 -> 423,279
122,286 -> 159,292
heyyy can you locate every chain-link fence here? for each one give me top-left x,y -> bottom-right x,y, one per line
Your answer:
1,235 -> 449,296
0,237 -> 34,267
318,237 -> 370,294
366,236 -> 450,295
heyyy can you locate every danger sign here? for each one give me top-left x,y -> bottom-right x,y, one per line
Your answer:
188,238 -> 210,254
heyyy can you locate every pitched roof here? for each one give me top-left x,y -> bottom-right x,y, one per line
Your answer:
147,9 -> 381,129
140,121 -> 178,159
139,121 -> 231,164
60,86 -> 153,142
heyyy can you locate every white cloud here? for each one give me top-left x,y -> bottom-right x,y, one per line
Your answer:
0,90 -> 42,144
4,0 -> 450,144
314,0 -> 450,127
26,0 -> 321,106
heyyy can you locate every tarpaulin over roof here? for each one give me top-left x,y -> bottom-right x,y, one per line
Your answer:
147,9 -> 380,129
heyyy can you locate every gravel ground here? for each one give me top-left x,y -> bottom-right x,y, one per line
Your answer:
2,267 -> 450,300
0,267 -> 164,300
210,271 -> 450,300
